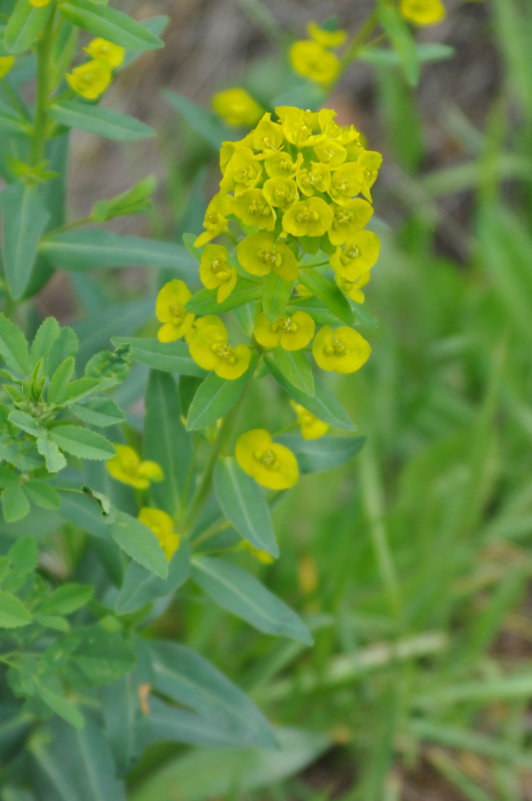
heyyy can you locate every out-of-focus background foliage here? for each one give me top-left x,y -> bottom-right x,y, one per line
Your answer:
46,1 -> 532,798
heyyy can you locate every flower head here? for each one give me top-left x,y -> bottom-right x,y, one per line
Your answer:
290,401 -> 329,440
330,230 -> 381,279
188,316 -> 251,379
400,0 -> 446,25
107,445 -> 164,489
307,21 -> 347,48
156,280 -> 195,343
237,233 -> 298,281
290,40 -> 340,86
312,325 -> 371,374
139,507 -> 180,561
254,311 -> 315,351
235,428 -> 299,489
282,197 -> 333,238
199,244 -> 237,303
84,38 -> 125,68
66,59 -> 112,100
212,87 -> 264,128
329,199 -> 373,246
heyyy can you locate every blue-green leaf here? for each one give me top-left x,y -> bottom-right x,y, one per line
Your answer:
108,510 -> 167,579
277,434 -> 366,473
265,349 -> 315,396
59,0 -> 163,51
1,182 -> 49,299
111,337 -> 205,377
49,101 -> 156,141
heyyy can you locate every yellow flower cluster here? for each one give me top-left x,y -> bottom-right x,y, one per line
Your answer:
290,21 -> 347,87
212,87 -> 264,129
66,38 -> 124,100
399,0 -> 446,26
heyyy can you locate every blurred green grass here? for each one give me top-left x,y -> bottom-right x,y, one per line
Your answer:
129,1 -> 532,799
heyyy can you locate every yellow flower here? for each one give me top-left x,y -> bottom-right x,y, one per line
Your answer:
400,0 -> 446,26
237,232 -> 298,281
29,0 -> 51,5
262,177 -> 299,210
156,280 -> 195,343
313,138 -> 347,168
357,151 -> 383,201
296,162 -> 331,196
254,311 -> 315,351
289,40 -> 340,86
282,197 -> 333,238
312,325 -> 371,374
330,230 -> 381,278
335,271 -> 371,304
220,145 -> 263,195
66,59 -> 112,100
199,244 -> 237,303
329,163 -> 365,205
232,188 -> 275,231
264,151 -> 303,179
188,316 -> 251,380
252,113 -> 284,153
235,428 -> 299,490
307,21 -> 347,49
0,57 -> 15,79
328,199 -> 373,246
107,445 -> 164,489
138,507 -> 180,561
275,107 -> 320,148
290,401 -> 329,440
211,87 -> 264,128
194,192 -> 232,248
84,38 -> 125,69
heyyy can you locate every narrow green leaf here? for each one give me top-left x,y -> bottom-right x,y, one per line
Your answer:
186,280 -> 261,315
36,433 -> 67,473
0,313 -> 30,375
40,583 -> 93,615
49,426 -> 114,460
164,90 -> 231,148
1,182 -> 50,299
111,337 -> 205,377
0,589 -> 31,628
186,366 -> 252,431
4,0 -> 52,53
265,349 -> 315,396
378,3 -> 420,86
59,0 -> 163,51
149,641 -> 275,748
262,271 -> 293,322
30,317 -> 60,369
1,485 -> 30,523
8,410 -> 41,437
38,684 -> 84,729
49,101 -> 156,141
40,228 -> 196,276
144,370 -> 191,516
277,434 -> 366,473
47,356 -> 75,404
114,540 -> 190,614
108,510 -> 167,579
193,556 -> 312,643
213,457 -> 278,557
298,269 -> 353,325
146,697 -> 242,748
71,396 -> 125,428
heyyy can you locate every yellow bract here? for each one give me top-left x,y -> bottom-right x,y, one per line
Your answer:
194,193 -> 232,248
400,0 -> 446,25
283,197 -> 333,238
331,230 -> 381,279
84,38 -> 125,68
307,21 -> 347,49
312,325 -> 371,374
188,316 -> 251,380
296,162 -> 331,196
235,428 -> 299,490
138,507 -> 180,561
156,280 -> 195,342
232,188 -> 275,230
263,176 -> 299,210
252,114 -> 284,153
199,244 -> 237,303
254,311 -> 315,351
290,401 -> 329,440
290,40 -> 340,86
107,445 -> 164,490
0,56 -> 15,78
335,271 -> 371,304
66,59 -> 112,100
237,233 -> 298,281
212,87 -> 264,128
329,199 -> 373,246
221,145 -> 262,195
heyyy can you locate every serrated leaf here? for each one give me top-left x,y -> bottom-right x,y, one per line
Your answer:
1,485 -> 30,523
49,426 -> 114,460
47,327 -> 79,375
40,583 -> 93,615
36,433 -> 67,473
213,457 -> 278,557
0,313 -> 30,375
47,356 -> 75,404
31,317 -> 60,369
71,396 -> 125,428
193,556 -> 312,643
0,182 -> 50,299
49,101 -> 156,141
0,590 -> 31,628
24,479 -> 61,510
59,0 -> 163,51
8,410 -> 41,437
108,511 -> 167,579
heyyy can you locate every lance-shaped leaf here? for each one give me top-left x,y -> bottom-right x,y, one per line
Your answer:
114,538 -> 190,614
108,510 -> 167,579
213,457 -> 278,557
186,365 -> 253,431
277,434 -> 366,473
4,0 -> 52,53
1,182 -> 50,299
49,101 -> 156,141
59,0 -> 163,51
111,337 -> 205,377
0,314 -> 30,375
192,556 -> 312,644
298,269 -> 353,325
264,349 -> 315,396
48,426 -> 114,460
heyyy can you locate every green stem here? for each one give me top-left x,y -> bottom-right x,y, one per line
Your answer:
31,7 -> 56,166
45,216 -> 93,237
339,9 -> 380,71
